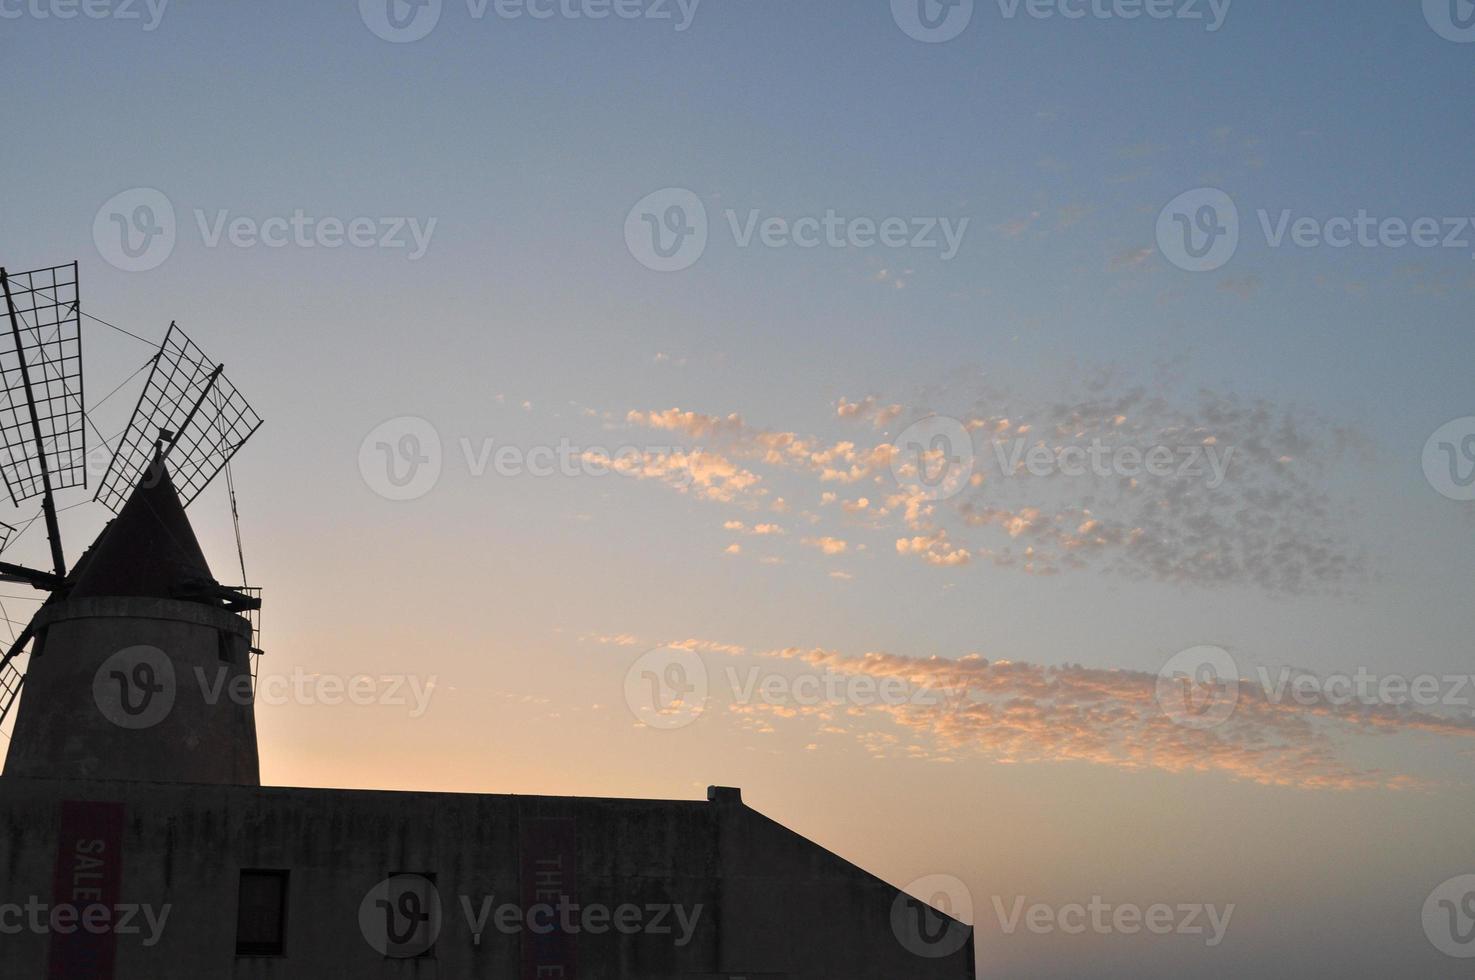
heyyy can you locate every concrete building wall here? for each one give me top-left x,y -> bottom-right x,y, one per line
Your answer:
3,598 -> 259,787
0,777 -> 973,979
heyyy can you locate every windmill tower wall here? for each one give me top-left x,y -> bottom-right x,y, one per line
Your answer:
3,596 -> 259,785
1,458 -> 262,787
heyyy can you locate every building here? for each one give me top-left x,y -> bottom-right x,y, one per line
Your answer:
0,460 -> 975,978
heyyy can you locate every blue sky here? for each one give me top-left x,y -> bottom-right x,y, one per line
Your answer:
3,1 -> 1475,976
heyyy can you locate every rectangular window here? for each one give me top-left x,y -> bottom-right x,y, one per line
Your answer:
235,870 -> 288,956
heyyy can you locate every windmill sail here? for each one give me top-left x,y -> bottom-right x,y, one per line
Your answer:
95,323 -> 262,514
0,263 -> 85,504
0,655 -> 23,730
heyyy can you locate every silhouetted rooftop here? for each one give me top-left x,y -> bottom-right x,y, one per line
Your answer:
69,454 -> 216,601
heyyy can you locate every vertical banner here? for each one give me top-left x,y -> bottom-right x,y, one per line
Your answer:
47,800 -> 126,980
520,817 -> 578,980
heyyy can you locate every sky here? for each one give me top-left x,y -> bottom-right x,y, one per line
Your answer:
2,1 -> 1475,976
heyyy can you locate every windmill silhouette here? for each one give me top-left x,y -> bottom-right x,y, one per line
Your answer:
0,262 -> 262,735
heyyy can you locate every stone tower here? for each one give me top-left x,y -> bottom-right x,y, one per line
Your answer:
2,456 -> 259,785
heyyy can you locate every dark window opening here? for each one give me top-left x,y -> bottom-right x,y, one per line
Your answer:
217,629 -> 235,664
235,869 -> 288,956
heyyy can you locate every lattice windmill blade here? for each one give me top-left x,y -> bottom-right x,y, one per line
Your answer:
0,263 -> 85,503
0,657 -> 24,732
95,322 -> 263,514
0,262 -> 84,577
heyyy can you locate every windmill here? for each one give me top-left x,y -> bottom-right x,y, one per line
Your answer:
0,261 -> 263,736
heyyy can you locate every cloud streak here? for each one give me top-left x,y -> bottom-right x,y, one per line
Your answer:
712,644 -> 1475,791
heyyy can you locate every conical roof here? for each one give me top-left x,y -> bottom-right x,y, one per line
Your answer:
69,454 -> 217,601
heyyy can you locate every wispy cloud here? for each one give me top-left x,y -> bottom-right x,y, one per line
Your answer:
612,373 -> 1366,595
702,644 -> 1475,791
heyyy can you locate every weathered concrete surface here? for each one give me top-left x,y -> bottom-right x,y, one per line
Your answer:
3,598 -> 258,787
0,777 -> 974,979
